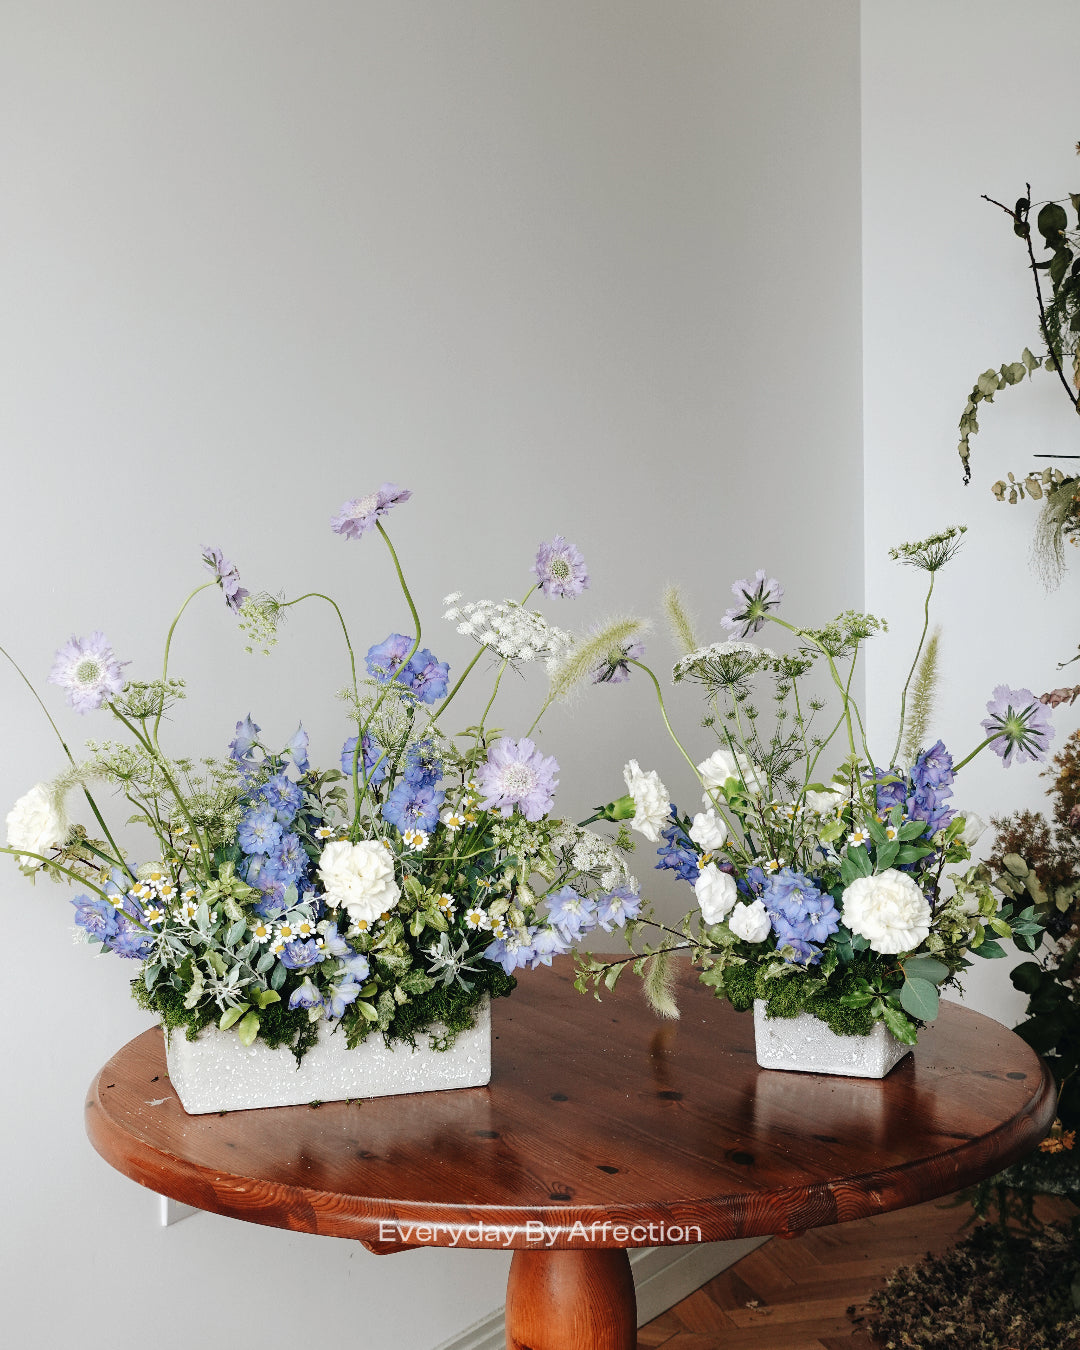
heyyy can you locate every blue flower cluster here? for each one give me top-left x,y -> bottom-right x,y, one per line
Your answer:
366,634 -> 450,705
760,867 -> 840,965
655,806 -> 700,883
381,737 -> 446,834
484,884 -> 642,974
870,738 -> 956,840
71,893 -> 154,960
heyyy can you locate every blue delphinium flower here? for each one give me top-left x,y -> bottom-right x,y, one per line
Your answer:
484,927 -> 538,974
912,739 -> 953,790
340,733 -> 388,786
229,714 -> 262,776
237,804 -> 283,856
326,978 -> 362,1020
529,926 -> 571,968
322,922 -> 371,981
738,865 -> 767,898
284,723 -> 310,774
382,780 -> 445,833
546,886 -> 597,942
761,867 -> 838,962
596,885 -> 642,931
907,744 -> 956,837
262,832 -> 307,888
868,766 -> 907,813
107,912 -> 154,959
254,883 -> 290,919
366,633 -> 414,683
331,484 -> 412,540
404,739 -> 442,787
261,773 -> 303,824
72,895 -> 119,941
288,977 -> 324,1011
280,938 -> 325,971
406,649 -> 450,704
656,807 -> 700,883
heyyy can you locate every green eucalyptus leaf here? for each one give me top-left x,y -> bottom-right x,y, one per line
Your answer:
902,956 -> 950,985
899,977 -> 939,1022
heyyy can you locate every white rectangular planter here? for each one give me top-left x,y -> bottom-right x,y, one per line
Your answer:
164,999 -> 491,1114
753,1000 -> 912,1078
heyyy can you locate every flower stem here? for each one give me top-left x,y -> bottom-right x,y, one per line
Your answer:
0,846 -> 119,906
280,591 -> 359,698
627,659 -> 704,781
154,582 -> 216,740
952,735 -> 997,773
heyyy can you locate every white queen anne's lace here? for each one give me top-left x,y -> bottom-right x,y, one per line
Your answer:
443,596 -> 574,672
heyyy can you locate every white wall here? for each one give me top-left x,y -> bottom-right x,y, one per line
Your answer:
862,0 -> 1080,1025
0,4 -> 862,1348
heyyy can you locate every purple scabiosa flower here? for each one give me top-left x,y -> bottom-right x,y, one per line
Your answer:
404,648 -> 450,704
404,739 -> 442,787
382,781 -> 445,834
72,895 -> 119,942
280,938 -> 325,971
484,926 -> 538,975
366,633 -> 414,683
261,773 -> 303,825
288,977 -> 324,1011
981,686 -> 1055,767
720,571 -> 784,637
49,631 -> 128,713
331,484 -> 412,540
596,885 -> 642,931
476,737 -> 558,822
326,977 -> 362,1020
201,546 -> 249,613
545,886 -> 598,942
237,805 -> 282,857
656,807 -> 700,884
340,733 -> 388,786
590,635 -> 646,685
533,534 -> 589,598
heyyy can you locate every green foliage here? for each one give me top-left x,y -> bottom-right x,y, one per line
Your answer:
342,961 -> 516,1052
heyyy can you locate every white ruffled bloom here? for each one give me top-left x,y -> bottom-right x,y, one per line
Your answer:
695,862 -> 738,924
318,839 -> 401,925
734,751 -> 765,796
805,789 -> 845,815
689,808 -> 728,852
6,783 -> 68,869
698,748 -> 737,789
959,812 -> 987,848
623,760 -> 670,842
728,898 -> 771,943
841,868 -> 932,954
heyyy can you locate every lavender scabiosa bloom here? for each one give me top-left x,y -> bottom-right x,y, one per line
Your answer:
201,546 -> 250,613
340,733 -> 387,786
331,484 -> 412,540
981,686 -> 1055,767
382,780 -> 445,834
720,571 -> 784,637
49,631 -> 127,713
596,885 -> 642,931
236,805 -> 283,856
476,737 -> 558,822
590,634 -> 646,685
533,534 -> 589,598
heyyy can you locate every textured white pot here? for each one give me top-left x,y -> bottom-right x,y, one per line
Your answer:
752,1000 -> 912,1078
165,998 -> 491,1114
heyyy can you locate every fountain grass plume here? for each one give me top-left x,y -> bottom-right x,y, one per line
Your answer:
663,585 -> 700,656
1032,478 -> 1080,591
643,947 -> 680,1019
901,626 -> 942,765
546,616 -> 650,705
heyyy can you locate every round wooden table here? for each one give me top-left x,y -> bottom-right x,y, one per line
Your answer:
85,961 -> 1055,1350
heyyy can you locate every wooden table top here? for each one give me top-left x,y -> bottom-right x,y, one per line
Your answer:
85,960 -> 1055,1252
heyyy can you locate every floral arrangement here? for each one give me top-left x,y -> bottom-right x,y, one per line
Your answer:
2,487 -> 641,1060
577,527 -> 1050,1045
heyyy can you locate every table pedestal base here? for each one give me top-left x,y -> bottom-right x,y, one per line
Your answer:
505,1248 -> 636,1350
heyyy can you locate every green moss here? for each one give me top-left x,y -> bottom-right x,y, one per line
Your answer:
133,977 -> 323,1063
722,962 -> 756,1012
717,956 -> 881,1038
348,962 -> 516,1051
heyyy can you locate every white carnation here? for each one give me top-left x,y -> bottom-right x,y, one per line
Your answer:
728,898 -> 771,943
694,862 -> 738,924
698,749 -> 737,789
6,783 -> 69,869
318,839 -> 400,925
841,868 -> 932,955
623,760 -> 670,843
689,808 -> 728,852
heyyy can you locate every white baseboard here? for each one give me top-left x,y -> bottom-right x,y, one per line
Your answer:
431,1235 -> 769,1350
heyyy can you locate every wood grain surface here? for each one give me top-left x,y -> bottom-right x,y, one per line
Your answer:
85,959 -> 1055,1252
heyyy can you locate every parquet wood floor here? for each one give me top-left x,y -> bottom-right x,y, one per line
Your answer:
638,1195 -> 1077,1350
